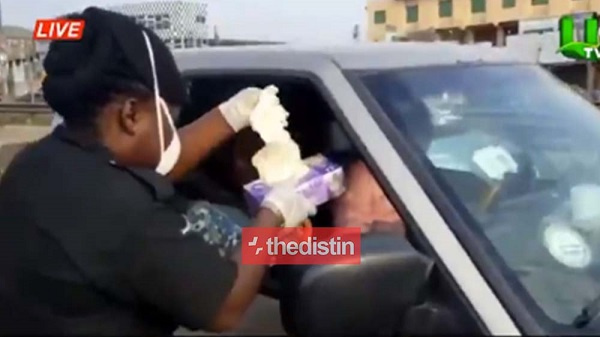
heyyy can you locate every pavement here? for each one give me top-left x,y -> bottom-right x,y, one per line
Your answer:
0,125 -> 51,175
0,124 -> 286,336
0,125 -> 51,146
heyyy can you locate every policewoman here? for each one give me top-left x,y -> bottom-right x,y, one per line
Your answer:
0,7 -> 315,335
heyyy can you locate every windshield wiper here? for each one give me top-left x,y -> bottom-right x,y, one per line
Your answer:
573,293 -> 600,328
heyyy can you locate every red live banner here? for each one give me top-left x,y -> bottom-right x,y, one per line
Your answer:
33,19 -> 85,40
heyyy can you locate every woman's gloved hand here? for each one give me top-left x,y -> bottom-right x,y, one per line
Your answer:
261,182 -> 317,227
219,86 -> 281,132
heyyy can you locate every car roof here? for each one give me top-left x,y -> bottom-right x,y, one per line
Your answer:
174,42 -> 532,73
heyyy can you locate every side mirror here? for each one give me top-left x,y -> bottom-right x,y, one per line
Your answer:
277,233 -> 435,336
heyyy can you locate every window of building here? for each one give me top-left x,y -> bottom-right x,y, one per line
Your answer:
196,38 -> 203,47
523,27 -> 554,34
154,13 -> 171,30
439,0 -> 453,17
184,37 -> 195,48
532,0 -> 548,5
163,14 -> 171,29
471,0 -> 486,13
374,10 -> 386,24
406,5 -> 418,23
502,0 -> 516,7
174,38 -> 182,49
196,15 -> 206,23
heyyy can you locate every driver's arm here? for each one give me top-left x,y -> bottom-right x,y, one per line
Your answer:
333,161 -> 376,230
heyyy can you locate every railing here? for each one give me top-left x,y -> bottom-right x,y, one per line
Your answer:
0,103 -> 52,114
0,103 -> 52,126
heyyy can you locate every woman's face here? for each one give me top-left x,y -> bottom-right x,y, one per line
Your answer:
106,95 -> 180,169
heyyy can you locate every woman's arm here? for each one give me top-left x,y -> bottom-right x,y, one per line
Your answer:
167,87 -> 265,182
209,208 -> 280,332
168,108 -> 234,181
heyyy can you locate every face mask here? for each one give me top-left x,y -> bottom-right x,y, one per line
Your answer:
142,31 -> 181,175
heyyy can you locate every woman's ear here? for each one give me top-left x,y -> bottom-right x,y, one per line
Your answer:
118,98 -> 142,136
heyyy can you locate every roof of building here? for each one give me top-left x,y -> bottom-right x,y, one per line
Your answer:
173,41 -> 532,72
206,38 -> 283,46
0,25 -> 33,40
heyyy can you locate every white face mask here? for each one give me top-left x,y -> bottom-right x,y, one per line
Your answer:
142,31 -> 181,175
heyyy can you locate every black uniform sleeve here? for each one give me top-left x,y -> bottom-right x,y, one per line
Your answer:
122,202 -> 241,331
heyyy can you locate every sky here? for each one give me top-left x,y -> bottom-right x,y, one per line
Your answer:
1,0 -> 367,43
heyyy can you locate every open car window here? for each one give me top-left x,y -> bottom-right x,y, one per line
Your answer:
355,64 -> 600,333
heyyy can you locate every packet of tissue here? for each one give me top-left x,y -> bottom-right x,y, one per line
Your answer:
243,154 -> 346,214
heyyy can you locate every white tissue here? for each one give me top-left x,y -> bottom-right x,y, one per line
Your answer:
251,141 -> 309,185
249,85 -> 310,185
249,86 -> 291,144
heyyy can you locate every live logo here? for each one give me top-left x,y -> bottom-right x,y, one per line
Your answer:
33,19 -> 85,40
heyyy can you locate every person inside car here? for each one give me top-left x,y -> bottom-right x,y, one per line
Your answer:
332,159 -> 405,234
331,78 -> 434,235
0,8 -> 316,335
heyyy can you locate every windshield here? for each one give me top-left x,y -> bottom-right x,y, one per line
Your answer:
356,64 -> 600,331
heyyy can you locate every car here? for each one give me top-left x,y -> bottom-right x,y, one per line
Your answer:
172,42 -> 600,336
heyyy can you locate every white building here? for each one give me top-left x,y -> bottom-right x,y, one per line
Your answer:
108,1 -> 208,50
506,12 -> 593,65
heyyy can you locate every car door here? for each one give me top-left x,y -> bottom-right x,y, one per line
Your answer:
176,65 -> 508,335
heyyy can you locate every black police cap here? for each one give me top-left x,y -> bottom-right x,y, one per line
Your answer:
42,7 -> 185,121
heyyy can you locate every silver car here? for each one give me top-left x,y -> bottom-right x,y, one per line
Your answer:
173,42 -> 600,336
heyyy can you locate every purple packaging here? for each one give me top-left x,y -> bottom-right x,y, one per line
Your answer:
243,154 -> 346,213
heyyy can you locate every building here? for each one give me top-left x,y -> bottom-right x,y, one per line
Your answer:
366,0 -> 599,45
108,1 -> 209,50
0,25 -> 41,100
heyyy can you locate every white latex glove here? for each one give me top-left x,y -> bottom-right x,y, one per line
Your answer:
219,87 -> 278,132
261,182 -> 317,227
249,85 -> 289,143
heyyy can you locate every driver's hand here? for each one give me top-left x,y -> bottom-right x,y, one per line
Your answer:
365,220 -> 406,235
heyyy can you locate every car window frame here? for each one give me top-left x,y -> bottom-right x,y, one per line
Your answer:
343,64 -> 594,335
180,66 -> 503,334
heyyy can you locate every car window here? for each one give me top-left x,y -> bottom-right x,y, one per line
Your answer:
356,64 -> 600,333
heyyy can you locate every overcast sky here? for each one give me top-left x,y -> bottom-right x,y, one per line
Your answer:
2,0 -> 367,43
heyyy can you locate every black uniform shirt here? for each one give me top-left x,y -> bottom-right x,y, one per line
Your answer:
0,126 -> 237,335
